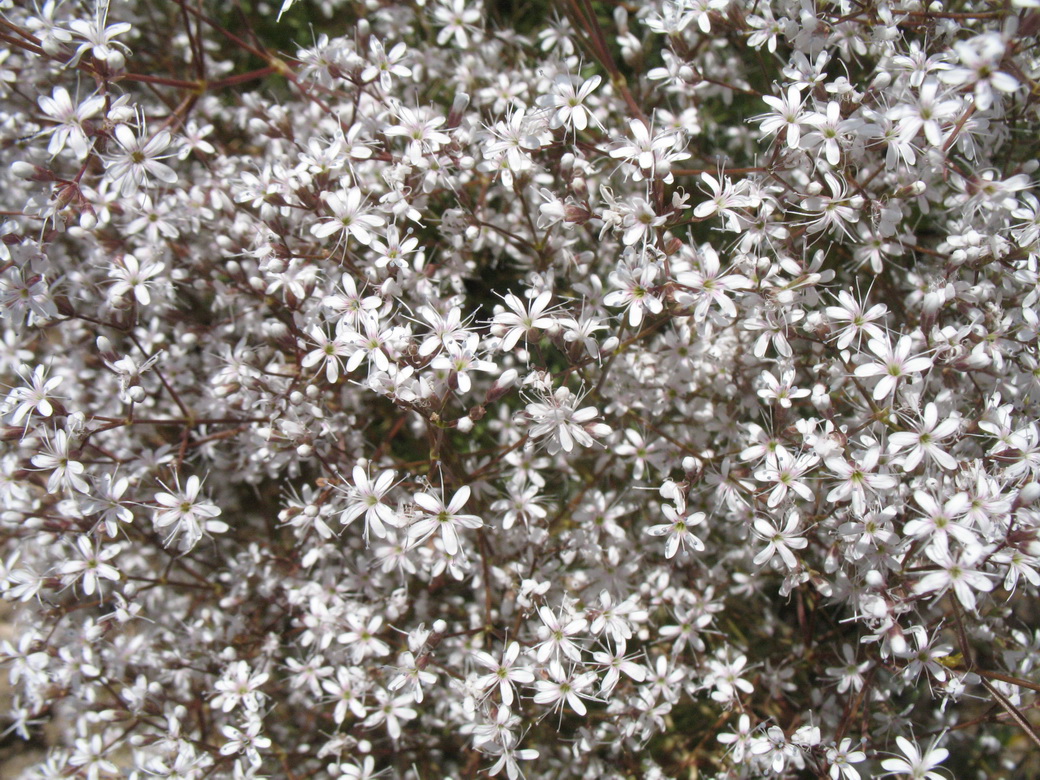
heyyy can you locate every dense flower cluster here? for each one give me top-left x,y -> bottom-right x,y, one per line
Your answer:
1,0 -> 1039,777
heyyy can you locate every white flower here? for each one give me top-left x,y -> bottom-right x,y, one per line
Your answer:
888,403 -> 960,471
431,341 -> 497,394
532,660 -> 597,715
362,38 -> 412,90
409,484 -> 483,555
432,0 -> 482,48
939,34 -> 1018,110
718,713 -> 754,761
538,73 -> 602,132
31,428 -> 88,494
605,263 -> 663,326
338,613 -> 391,663
311,188 -> 385,245
693,172 -> 755,230
219,717 -> 271,767
212,660 -> 269,714
647,505 -> 705,558
674,245 -> 752,320
757,86 -> 806,148
757,367 -> 811,408
6,364 -> 63,426
753,512 -> 809,568
338,466 -> 400,541
67,2 -> 132,68
363,687 -> 417,740
827,738 -> 866,780
301,322 -> 356,383
802,100 -> 863,165
471,641 -> 534,706
854,336 -> 933,400
880,735 -> 949,779
524,386 -> 611,454
104,123 -> 177,196
534,605 -> 587,663
609,118 -> 683,177
58,536 -> 120,596
492,291 -> 556,352
825,290 -> 887,351
37,87 -> 104,158
153,474 -> 226,551
754,449 -> 818,507
108,252 -> 165,306
825,447 -> 896,514
913,547 -> 995,611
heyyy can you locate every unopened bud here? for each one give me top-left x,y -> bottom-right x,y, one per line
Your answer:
54,295 -> 75,317
11,161 -> 56,181
55,183 -> 79,209
563,203 -> 592,225
446,92 -> 470,129
105,50 -> 126,71
486,368 -> 518,402
1015,482 -> 1040,507
888,623 -> 907,656
869,72 -> 892,91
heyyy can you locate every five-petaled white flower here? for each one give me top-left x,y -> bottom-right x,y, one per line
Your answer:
492,291 -> 556,352
58,536 -> 120,596
888,403 -> 960,471
409,484 -> 483,555
854,336 -> 933,400
880,735 -> 949,780
532,660 -> 598,715
753,511 -> 809,568
312,187 -> 385,245
524,386 -> 611,454
647,504 -> 706,558
339,465 -> 401,541
153,474 -> 227,551
471,641 -> 534,706
37,86 -> 104,158
913,546 -> 994,611
538,74 -> 602,132
104,123 -> 177,196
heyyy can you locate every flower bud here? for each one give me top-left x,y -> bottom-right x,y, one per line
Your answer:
12,161 -> 55,181
1015,482 -> 1040,507
446,92 -> 470,129
564,203 -> 591,225
486,368 -> 518,402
